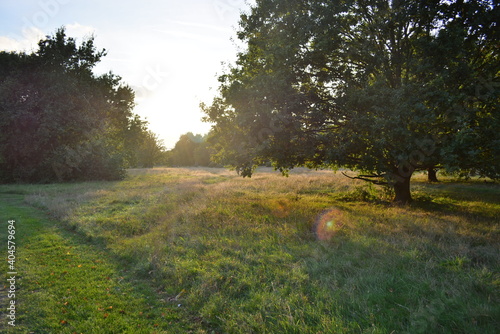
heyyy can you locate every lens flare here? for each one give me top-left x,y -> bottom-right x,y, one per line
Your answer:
314,208 -> 345,241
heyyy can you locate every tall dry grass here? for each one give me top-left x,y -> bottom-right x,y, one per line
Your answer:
15,167 -> 500,333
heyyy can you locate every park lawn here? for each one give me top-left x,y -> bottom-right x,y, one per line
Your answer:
0,189 -> 188,333
1,167 -> 499,333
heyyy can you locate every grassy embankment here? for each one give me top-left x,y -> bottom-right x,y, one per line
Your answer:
1,167 -> 499,333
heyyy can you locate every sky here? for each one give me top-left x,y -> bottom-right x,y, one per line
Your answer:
0,0 -> 252,148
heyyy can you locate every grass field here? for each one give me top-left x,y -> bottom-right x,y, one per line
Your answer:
1,167 -> 499,333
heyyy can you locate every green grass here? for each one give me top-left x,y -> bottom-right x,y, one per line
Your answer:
0,194 -> 187,333
1,167 -> 499,333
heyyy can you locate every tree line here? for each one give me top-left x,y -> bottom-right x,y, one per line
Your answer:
163,132 -> 218,167
0,28 -> 164,183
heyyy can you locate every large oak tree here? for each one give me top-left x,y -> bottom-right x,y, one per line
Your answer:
203,0 -> 499,203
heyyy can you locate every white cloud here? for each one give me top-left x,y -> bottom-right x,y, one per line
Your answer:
0,23 -> 96,53
65,22 -> 96,40
0,27 -> 44,52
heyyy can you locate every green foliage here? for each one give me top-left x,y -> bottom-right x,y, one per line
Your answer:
167,132 -> 217,167
203,0 -> 499,203
0,27 -> 161,183
124,115 -> 165,168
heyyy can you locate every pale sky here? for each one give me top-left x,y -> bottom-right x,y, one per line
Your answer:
0,0 -> 252,148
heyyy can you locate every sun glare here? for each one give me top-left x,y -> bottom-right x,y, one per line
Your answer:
315,208 -> 346,241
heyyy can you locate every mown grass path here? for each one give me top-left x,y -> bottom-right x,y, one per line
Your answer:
0,192 -> 186,333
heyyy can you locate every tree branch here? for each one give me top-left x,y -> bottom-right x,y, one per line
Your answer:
341,172 -> 388,185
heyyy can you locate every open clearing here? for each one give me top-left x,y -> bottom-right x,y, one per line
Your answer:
1,167 -> 499,333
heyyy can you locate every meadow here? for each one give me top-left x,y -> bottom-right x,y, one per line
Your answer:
1,167 -> 498,333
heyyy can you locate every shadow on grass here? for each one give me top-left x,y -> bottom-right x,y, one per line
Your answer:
1,171 -> 498,333
413,180 -> 500,205
309,181 -> 499,332
305,232 -> 499,334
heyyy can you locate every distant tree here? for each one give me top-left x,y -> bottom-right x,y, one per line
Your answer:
136,130 -> 165,168
194,141 -> 213,166
427,168 -> 439,183
168,132 -> 215,167
124,114 -> 148,167
0,27 -> 156,182
124,115 -> 165,168
203,0 -> 499,203
170,133 -> 199,166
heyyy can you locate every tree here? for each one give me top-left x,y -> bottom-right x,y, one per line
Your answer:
427,168 -> 439,182
124,115 -> 165,168
136,130 -> 165,168
0,28 -> 141,182
203,0 -> 499,203
171,133 -> 199,166
167,132 -> 215,167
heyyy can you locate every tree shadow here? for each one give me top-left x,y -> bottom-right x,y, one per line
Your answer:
307,195 -> 499,332
413,180 -> 500,205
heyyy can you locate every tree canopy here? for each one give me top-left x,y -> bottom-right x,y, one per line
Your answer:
0,28 -> 163,183
203,0 -> 499,203
166,132 -> 215,167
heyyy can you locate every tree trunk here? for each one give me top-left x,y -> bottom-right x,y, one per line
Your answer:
427,168 -> 439,182
393,176 -> 412,204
